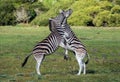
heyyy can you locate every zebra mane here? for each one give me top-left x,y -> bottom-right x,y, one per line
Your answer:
49,18 -> 54,32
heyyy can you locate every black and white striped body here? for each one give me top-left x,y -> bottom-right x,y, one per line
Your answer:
22,21 -> 62,75
49,9 -> 89,75
33,31 -> 61,55
61,24 -> 85,50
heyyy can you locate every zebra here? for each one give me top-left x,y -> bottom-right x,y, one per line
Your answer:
49,9 -> 90,75
49,9 -> 73,60
21,19 -> 63,75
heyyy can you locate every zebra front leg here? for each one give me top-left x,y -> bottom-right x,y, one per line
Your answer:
64,49 -> 69,60
34,54 -> 44,75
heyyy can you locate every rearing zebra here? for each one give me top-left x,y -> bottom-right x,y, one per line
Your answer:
49,9 -> 90,75
49,9 -> 73,60
21,19 -> 63,75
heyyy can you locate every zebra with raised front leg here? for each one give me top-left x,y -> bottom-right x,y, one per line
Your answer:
22,19 -> 64,75
49,9 -> 90,75
49,9 -> 73,60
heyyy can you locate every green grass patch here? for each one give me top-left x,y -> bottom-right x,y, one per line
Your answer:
0,26 -> 120,82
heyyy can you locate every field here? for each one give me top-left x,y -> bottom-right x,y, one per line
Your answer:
0,26 -> 120,82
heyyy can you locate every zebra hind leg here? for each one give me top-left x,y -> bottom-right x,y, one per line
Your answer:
75,53 -> 85,75
34,54 -> 44,75
76,57 -> 82,75
83,63 -> 86,74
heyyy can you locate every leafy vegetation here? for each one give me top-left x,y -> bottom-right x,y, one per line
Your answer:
68,0 -> 120,27
0,0 -> 120,27
0,26 -> 120,81
0,0 -> 48,25
31,0 -> 74,26
32,0 -> 120,27
0,0 -> 16,25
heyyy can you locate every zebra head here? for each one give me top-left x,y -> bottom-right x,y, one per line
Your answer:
49,17 -> 66,36
59,9 -> 72,25
49,9 -> 73,32
59,9 -> 73,18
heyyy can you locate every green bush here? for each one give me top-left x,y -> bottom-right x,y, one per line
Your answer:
25,2 -> 47,23
98,1 -> 113,10
0,0 -> 120,27
68,0 -> 120,27
93,10 -> 110,27
108,14 -> 120,27
27,9 -> 37,22
108,0 -> 120,5
30,2 -> 48,11
116,0 -> 120,5
0,1 -> 16,25
111,5 -> 120,14
15,1 -> 48,23
68,11 -> 92,26
68,0 -> 97,26
42,0 -> 57,9
15,0 -> 38,3
31,0 -> 75,26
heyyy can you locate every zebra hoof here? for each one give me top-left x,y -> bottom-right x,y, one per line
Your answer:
76,73 -> 81,75
38,75 -> 43,80
64,56 -> 68,60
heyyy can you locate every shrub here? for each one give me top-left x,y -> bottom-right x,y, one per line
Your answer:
31,0 -> 75,26
108,14 -> 120,27
15,1 -> 47,23
31,0 -> 120,27
108,0 -> 120,5
68,0 -> 97,26
85,6 -> 102,26
68,11 -> 92,26
42,0 -> 57,9
93,10 -> 110,27
28,9 -> 37,22
0,1 -> 16,25
31,2 -> 48,11
98,1 -> 113,10
111,5 -> 120,14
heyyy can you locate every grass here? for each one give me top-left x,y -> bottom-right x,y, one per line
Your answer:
0,26 -> 120,82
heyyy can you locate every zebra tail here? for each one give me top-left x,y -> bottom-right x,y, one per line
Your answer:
85,53 -> 90,64
21,53 -> 32,67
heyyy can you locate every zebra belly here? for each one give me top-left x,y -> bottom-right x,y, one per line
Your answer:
59,41 -> 73,51
59,42 -> 65,48
59,38 -> 66,48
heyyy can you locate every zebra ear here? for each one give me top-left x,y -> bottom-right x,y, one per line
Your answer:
59,9 -> 64,13
65,9 -> 73,17
69,9 -> 73,15
49,18 -> 55,21
49,18 -> 52,21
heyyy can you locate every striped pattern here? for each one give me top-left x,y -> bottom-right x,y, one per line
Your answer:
62,24 -> 86,50
50,9 -> 86,55
22,9 -> 89,75
49,9 -> 89,75
32,31 -> 61,55
22,19 -> 62,75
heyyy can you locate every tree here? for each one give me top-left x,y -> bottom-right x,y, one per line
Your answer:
0,1 -> 16,25
16,7 -> 29,23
